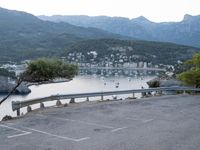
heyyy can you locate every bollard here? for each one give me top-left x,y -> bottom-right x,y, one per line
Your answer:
70,98 -> 75,103
27,106 -> 32,112
183,90 -> 186,94
86,97 -> 89,102
132,93 -> 136,99
141,92 -> 146,98
40,103 -> 45,109
16,109 -> 20,116
56,100 -> 62,106
101,95 -> 104,101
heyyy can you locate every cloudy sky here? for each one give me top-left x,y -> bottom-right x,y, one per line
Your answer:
0,0 -> 200,22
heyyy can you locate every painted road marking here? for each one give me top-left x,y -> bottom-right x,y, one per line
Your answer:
8,132 -> 32,138
37,114 -> 116,129
111,127 -> 127,132
142,119 -> 154,123
24,127 -> 90,142
0,124 -> 32,139
126,117 -> 154,123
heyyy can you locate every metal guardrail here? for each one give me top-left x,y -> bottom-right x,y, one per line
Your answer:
12,87 -> 200,116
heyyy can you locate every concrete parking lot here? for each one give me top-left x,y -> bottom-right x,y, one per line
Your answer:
0,94 -> 200,150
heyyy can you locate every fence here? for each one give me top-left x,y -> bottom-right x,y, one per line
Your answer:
12,87 -> 200,116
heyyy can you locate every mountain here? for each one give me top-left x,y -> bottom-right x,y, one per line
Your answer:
0,7 -> 125,62
38,14 -> 200,47
0,7 -> 199,65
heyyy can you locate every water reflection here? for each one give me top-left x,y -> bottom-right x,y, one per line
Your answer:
0,75 -> 154,120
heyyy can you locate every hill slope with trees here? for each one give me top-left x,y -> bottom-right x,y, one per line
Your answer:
0,7 -> 199,65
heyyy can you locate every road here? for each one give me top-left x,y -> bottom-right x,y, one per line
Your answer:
0,94 -> 200,150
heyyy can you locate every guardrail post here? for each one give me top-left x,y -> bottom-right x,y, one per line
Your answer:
12,101 -> 21,116
56,100 -> 62,106
86,97 -> 89,102
27,106 -> 32,112
40,102 -> 45,109
132,93 -> 136,99
16,109 -> 20,116
183,90 -> 186,94
101,95 -> 104,101
70,98 -> 75,103
141,91 -> 146,98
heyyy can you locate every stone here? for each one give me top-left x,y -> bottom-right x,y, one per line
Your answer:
56,100 -> 62,106
1,115 -> 13,121
70,98 -> 75,103
40,103 -> 45,108
63,103 -> 68,107
15,82 -> 31,94
0,76 -> 31,94
27,106 -> 32,112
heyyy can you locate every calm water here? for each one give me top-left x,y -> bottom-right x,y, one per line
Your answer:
0,75 -> 154,120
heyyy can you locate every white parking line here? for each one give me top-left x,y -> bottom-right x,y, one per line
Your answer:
24,127 -> 90,142
142,119 -> 154,123
0,124 -> 26,132
125,117 -> 141,121
8,132 -> 32,138
37,114 -> 115,129
0,124 -> 32,139
58,117 -> 115,129
126,117 -> 154,123
111,127 -> 127,132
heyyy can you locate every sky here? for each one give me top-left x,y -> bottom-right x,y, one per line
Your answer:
0,0 -> 200,22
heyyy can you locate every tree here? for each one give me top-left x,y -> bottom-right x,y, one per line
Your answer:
178,53 -> 200,88
0,58 -> 78,105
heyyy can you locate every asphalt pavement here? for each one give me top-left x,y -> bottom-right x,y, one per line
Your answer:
0,94 -> 200,150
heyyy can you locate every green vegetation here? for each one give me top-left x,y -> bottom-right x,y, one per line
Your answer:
178,53 -> 200,88
0,58 -> 78,105
22,58 -> 78,82
0,7 -> 124,62
0,7 -> 200,65
69,39 -> 200,65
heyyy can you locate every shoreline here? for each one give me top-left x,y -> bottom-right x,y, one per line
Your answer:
26,78 -> 72,87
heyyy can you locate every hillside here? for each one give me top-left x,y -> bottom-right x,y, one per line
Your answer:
39,15 -> 200,48
0,7 -> 199,65
67,39 -> 199,65
0,7 -> 124,62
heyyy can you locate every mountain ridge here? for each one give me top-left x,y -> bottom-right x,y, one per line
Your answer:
0,7 -> 199,65
38,14 -> 200,47
0,7 -> 127,62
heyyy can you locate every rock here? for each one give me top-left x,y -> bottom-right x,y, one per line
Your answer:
0,76 -> 31,94
159,79 -> 184,95
147,78 -> 160,88
147,78 -> 183,88
63,103 -> 68,107
147,78 -> 185,95
56,100 -> 62,106
70,98 -> 75,103
40,103 -> 45,108
15,82 -> 31,94
1,115 -> 13,121
27,106 -> 32,112
160,79 -> 183,87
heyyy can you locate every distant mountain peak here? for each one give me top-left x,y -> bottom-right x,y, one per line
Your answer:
183,14 -> 200,22
132,16 -> 151,23
183,14 -> 193,21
